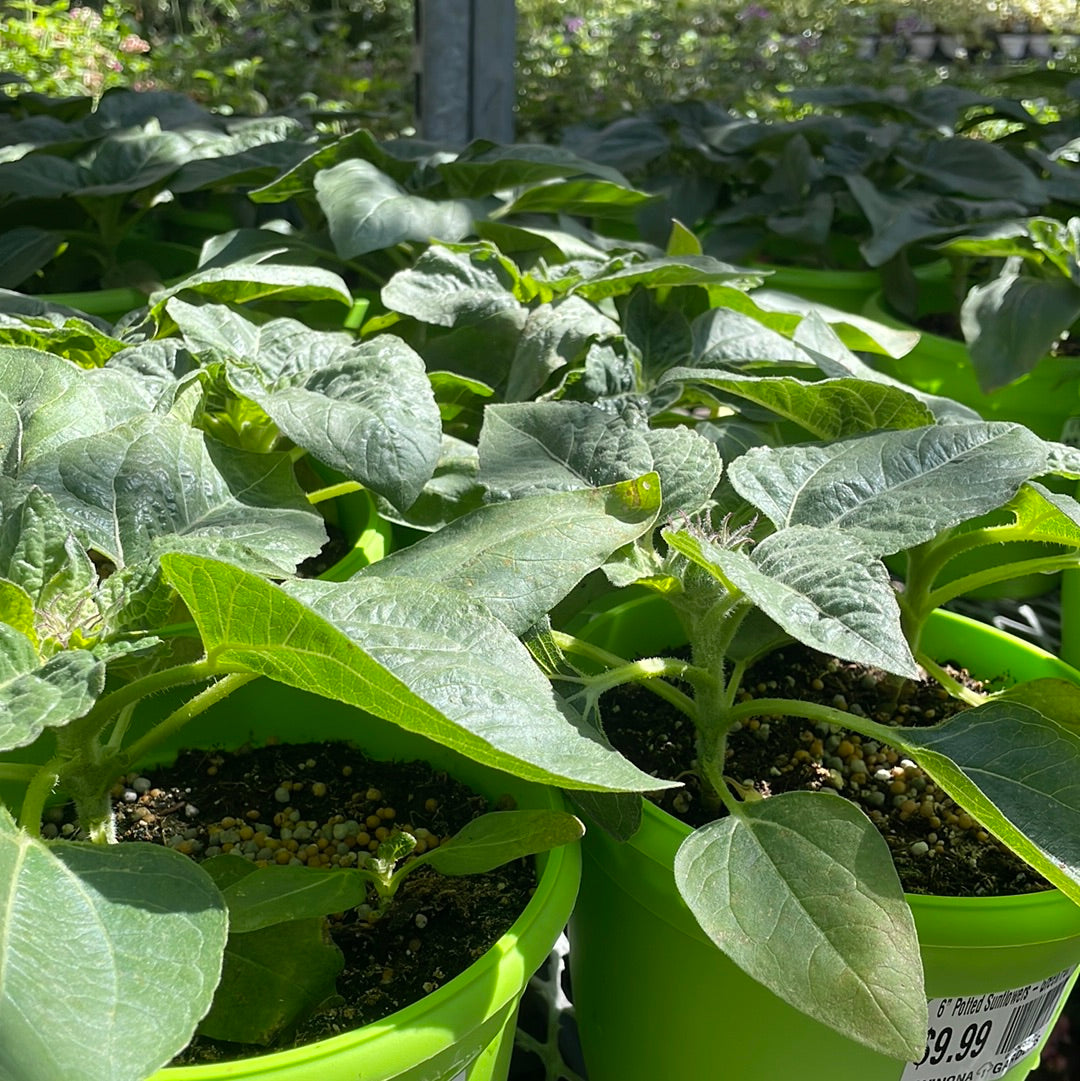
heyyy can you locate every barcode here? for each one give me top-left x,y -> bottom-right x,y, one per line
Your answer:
994,988 -> 1061,1056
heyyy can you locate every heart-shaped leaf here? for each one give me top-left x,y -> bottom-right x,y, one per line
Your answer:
674,791 -> 926,1060
315,159 -> 476,259
0,808 -> 227,1081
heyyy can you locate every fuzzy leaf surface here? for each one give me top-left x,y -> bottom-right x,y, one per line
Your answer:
362,475 -> 661,634
674,791 -> 926,1060
172,302 -> 442,508
667,526 -> 917,677
728,423 -> 1048,555
0,808 -> 227,1081
0,624 -> 104,750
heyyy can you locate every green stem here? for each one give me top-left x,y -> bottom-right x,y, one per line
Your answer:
104,702 -> 138,755
122,672 -> 260,768
308,480 -> 365,506
550,632 -> 707,717
18,758 -> 63,834
0,763 -> 42,784
924,552 -> 1080,613
65,659 -> 227,750
916,654 -> 988,707
723,696 -> 903,749
566,657 -> 707,716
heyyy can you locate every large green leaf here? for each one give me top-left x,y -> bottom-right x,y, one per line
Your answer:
161,554 -> 667,793
689,306 -> 807,366
22,412 -> 326,573
147,264 -> 353,323
570,255 -> 763,301
501,177 -> 654,221
0,808 -> 227,1081
667,526 -> 917,677
847,175 -> 1027,267
660,371 -> 934,439
315,159 -> 476,259
894,701 -> 1080,904
363,475 -> 661,634
0,348 -> 156,475
674,791 -> 925,1059
171,302 -> 442,509
505,297 -> 619,402
381,242 -> 529,328
0,227 -> 60,288
728,423 -> 1048,554
437,140 -> 632,197
0,312 -> 127,368
896,139 -> 1048,206
961,270 -> 1080,392
477,401 -> 654,500
0,624 -> 104,751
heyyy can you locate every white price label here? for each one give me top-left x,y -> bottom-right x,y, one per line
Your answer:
901,967 -> 1076,1081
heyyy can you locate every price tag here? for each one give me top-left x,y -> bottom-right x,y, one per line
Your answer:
901,967 -> 1076,1081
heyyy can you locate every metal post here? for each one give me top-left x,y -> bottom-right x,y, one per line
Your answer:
415,0 -> 516,146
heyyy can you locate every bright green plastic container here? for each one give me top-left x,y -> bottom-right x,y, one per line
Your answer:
118,679 -> 582,1081
567,598 -> 1080,1081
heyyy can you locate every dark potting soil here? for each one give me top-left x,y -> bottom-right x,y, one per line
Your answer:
58,741 -> 536,1065
599,641 -> 1050,898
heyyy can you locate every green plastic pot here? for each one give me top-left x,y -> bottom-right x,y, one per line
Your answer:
862,288 -> 1080,444
567,597 -> 1080,1081
112,678 -> 582,1081
755,260 -> 949,316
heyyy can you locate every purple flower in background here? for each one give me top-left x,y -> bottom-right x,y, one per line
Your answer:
737,4 -> 770,21
564,16 -> 585,34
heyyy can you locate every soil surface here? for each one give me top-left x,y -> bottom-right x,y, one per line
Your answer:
599,640 -> 1049,897
51,740 -> 535,1065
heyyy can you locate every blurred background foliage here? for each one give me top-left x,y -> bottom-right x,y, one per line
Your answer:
1,0 -> 1079,135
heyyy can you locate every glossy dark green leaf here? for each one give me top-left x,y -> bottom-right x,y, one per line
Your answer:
501,177 -> 654,221
0,808 -> 227,1081
961,270 -> 1080,392
0,227 -> 60,288
674,791 -> 925,1059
